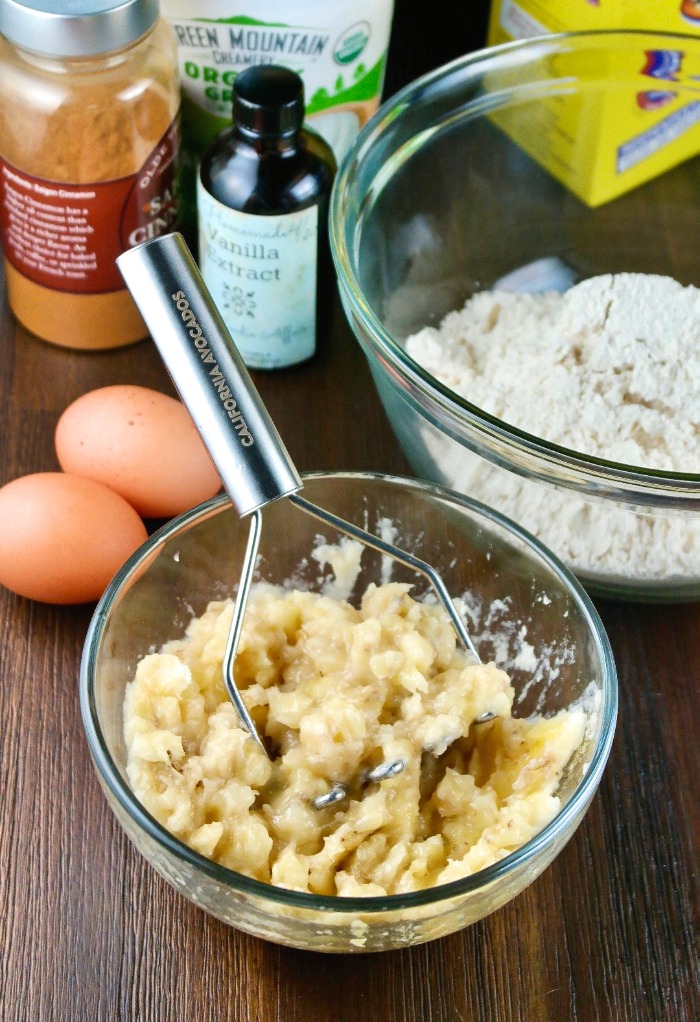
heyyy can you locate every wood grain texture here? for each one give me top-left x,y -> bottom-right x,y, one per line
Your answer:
1,9 -> 698,1020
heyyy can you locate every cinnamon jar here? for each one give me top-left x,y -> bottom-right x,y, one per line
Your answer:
0,0 -> 181,349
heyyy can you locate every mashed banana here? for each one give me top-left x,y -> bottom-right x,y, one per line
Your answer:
124,582 -> 585,896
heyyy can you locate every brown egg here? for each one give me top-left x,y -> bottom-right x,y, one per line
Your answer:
0,473 -> 148,604
55,385 -> 221,518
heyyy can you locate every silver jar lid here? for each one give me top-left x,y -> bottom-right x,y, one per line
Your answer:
0,0 -> 160,57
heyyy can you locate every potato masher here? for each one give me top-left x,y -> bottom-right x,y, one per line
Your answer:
118,232 -> 491,810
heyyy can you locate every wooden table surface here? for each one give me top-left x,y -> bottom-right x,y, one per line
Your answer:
0,12 -> 698,1022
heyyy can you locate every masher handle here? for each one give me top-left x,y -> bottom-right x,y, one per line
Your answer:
117,232 -> 302,518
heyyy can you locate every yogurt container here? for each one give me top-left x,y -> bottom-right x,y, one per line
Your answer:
161,0 -> 395,233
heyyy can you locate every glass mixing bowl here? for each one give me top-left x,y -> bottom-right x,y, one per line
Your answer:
330,31 -> 700,601
80,473 -> 616,953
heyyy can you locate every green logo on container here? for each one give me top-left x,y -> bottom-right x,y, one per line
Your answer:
334,21 -> 370,65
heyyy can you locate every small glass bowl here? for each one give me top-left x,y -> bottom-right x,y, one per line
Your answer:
80,473 -> 616,953
330,31 -> 700,601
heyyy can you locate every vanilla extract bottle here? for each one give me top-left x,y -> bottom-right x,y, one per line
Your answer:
197,65 -> 337,370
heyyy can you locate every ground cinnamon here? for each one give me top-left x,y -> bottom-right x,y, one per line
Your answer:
0,2 -> 180,349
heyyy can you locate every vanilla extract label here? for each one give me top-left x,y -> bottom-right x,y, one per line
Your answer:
197,181 -> 318,369
200,230 -> 281,281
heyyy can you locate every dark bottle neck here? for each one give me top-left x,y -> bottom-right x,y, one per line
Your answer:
233,125 -> 302,156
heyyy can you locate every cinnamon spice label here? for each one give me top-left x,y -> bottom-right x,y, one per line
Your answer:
0,121 -> 180,294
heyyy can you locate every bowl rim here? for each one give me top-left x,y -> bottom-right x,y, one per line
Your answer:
79,471 -> 617,915
329,30 -> 700,504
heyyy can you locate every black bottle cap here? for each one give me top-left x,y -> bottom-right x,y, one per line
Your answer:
233,66 -> 305,139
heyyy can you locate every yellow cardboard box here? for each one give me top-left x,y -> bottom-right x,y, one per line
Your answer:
487,0 -> 700,205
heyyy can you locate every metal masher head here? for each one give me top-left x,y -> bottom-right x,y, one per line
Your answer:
118,233 -> 491,810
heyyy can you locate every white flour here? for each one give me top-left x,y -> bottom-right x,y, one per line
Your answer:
404,273 -> 700,582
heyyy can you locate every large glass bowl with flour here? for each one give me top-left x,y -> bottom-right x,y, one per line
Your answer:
80,474 -> 616,953
330,31 -> 700,601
